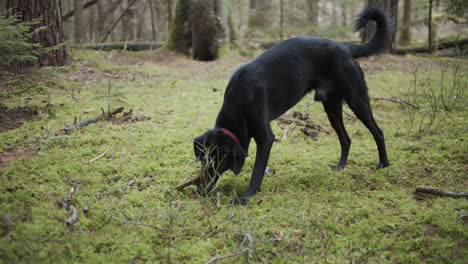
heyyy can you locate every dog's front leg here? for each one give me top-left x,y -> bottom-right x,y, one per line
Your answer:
231,130 -> 274,205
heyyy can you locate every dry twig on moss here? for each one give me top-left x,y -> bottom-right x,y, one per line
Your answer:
87,146 -> 114,164
205,233 -> 254,264
63,107 -> 124,133
415,186 -> 468,198
370,96 -> 419,109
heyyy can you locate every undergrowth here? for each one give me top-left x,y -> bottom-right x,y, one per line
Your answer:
0,50 -> 467,263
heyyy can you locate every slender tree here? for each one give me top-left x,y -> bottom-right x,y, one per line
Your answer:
74,0 -> 85,42
399,0 -> 411,45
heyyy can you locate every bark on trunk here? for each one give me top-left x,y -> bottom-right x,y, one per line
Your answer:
399,0 -> 411,45
74,0 -> 86,42
167,0 -> 235,61
6,0 -> 68,66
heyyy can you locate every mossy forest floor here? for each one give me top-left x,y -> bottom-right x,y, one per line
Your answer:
0,48 -> 467,263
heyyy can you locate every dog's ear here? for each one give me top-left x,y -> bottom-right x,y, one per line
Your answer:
193,135 -> 205,161
230,144 -> 246,175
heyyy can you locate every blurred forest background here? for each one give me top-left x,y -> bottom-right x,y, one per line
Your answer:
1,0 -> 467,68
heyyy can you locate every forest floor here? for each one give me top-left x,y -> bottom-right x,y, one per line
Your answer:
0,48 -> 467,263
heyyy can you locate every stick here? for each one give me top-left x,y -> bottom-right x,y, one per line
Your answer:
415,186 -> 468,198
175,173 -> 202,191
370,96 -> 419,109
205,248 -> 252,264
66,205 -> 78,225
205,233 -> 254,264
63,107 -> 124,133
88,146 -> 114,164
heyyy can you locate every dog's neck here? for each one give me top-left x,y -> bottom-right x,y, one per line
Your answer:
215,106 -> 247,148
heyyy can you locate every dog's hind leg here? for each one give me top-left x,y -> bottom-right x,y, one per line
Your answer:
344,90 -> 389,169
322,95 -> 351,170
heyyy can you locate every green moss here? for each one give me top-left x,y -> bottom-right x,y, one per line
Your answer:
0,50 -> 467,263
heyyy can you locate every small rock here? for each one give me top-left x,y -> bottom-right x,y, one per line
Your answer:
265,167 -> 273,176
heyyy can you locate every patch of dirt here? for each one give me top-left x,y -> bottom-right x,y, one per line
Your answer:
0,106 -> 39,133
111,109 -> 150,125
0,148 -> 35,168
277,112 -> 330,140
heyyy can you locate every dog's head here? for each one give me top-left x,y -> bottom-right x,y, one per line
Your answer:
193,129 -> 246,194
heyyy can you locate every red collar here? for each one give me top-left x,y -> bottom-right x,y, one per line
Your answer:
217,128 -> 240,145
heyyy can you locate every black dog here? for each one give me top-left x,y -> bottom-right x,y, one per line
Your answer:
194,8 -> 391,205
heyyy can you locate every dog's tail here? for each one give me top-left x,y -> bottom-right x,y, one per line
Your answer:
347,7 -> 392,59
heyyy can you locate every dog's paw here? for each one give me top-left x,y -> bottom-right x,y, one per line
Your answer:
331,165 -> 345,171
376,162 -> 390,169
229,197 -> 249,206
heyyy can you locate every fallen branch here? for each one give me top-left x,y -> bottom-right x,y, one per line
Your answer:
88,146 -> 114,164
394,37 -> 468,55
370,96 -> 419,109
175,173 -> 202,191
205,233 -> 253,264
63,106 -> 124,133
205,248 -> 252,264
415,186 -> 468,198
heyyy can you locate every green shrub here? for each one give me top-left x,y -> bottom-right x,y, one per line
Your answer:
0,10 -> 47,70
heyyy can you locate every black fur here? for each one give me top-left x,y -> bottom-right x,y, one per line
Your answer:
193,8 -> 391,205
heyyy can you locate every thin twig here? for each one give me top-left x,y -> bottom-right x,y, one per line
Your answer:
88,146 -> 114,164
415,186 -> 468,198
66,205 -> 78,225
343,110 -> 357,119
205,233 -> 254,264
370,96 -> 420,109
101,212 -> 154,227
0,246 -> 17,264
63,107 -> 124,133
396,140 -> 440,150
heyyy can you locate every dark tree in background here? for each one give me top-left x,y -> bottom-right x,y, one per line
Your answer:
167,0 -> 237,61
6,0 -> 68,66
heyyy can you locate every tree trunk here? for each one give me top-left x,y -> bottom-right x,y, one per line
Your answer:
249,0 -> 271,28
6,0 -> 68,66
167,0 -> 236,61
279,0 -> 284,40
74,0 -> 86,42
428,0 -> 433,54
88,4 -> 97,42
97,0 -> 105,40
306,0 -> 318,25
121,0 -> 137,41
399,0 -> 411,45
167,0 -> 173,32
148,0 -> 157,42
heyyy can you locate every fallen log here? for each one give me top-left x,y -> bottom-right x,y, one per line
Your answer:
415,186 -> 468,198
78,42 -> 162,51
63,107 -> 124,133
394,38 -> 468,55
